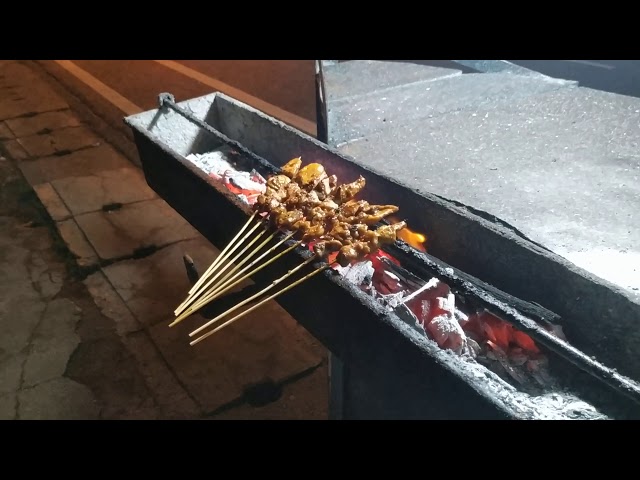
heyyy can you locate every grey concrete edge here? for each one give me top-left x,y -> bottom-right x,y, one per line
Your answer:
452,60 -> 579,85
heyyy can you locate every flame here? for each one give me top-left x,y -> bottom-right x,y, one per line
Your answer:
397,227 -> 427,252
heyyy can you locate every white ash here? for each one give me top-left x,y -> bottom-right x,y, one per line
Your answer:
223,170 -> 266,193
410,328 -> 609,419
186,150 -> 237,176
337,261 -> 375,287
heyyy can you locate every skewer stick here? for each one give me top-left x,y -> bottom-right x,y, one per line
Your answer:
188,255 -> 318,338
169,236 -> 300,327
190,263 -> 332,346
189,227 -> 270,299
205,230 -> 278,294
174,218 -> 265,316
187,211 -> 257,296
187,238 -> 301,316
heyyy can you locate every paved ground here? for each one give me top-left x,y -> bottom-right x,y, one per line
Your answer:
0,60 -> 328,420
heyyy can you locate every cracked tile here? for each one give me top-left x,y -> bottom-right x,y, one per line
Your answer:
18,144 -> 131,185
83,270 -> 140,336
0,63 -> 68,121
55,218 -> 99,267
148,294 -> 324,413
16,126 -> 101,158
211,361 -> 328,420
5,110 -> 80,137
122,332 -> 200,419
75,198 -> 199,262
0,122 -> 13,140
1,138 -> 29,160
51,167 -> 156,215
102,236 -> 219,326
33,183 -> 72,221
22,298 -> 81,387
18,378 -> 99,420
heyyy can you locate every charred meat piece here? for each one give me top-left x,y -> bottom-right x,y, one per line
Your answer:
295,163 -> 326,188
302,224 -> 325,242
376,221 -> 407,244
336,176 -> 366,203
275,209 -> 304,230
267,174 -> 291,191
356,207 -> 399,225
328,222 -> 353,243
337,244 -> 359,267
313,239 -> 343,258
281,157 -> 302,178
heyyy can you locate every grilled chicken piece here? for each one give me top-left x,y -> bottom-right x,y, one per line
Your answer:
267,174 -> 291,191
281,157 -> 302,178
336,176 -> 366,203
313,239 -> 343,258
356,207 -> 399,225
375,221 -> 407,244
295,163 -> 326,188
275,209 -> 304,230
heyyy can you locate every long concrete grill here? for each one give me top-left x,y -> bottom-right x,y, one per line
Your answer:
124,92 -> 640,419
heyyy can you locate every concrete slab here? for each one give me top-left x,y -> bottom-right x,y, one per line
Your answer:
56,218 -> 99,267
328,71 -> 576,146
5,110 -> 80,137
16,126 -> 101,158
33,183 -> 72,221
338,86 -> 640,298
18,144 -> 131,185
74,198 -> 199,262
323,60 -> 462,102
148,300 -> 324,413
17,378 -> 100,420
101,236 -> 221,326
50,167 -> 157,216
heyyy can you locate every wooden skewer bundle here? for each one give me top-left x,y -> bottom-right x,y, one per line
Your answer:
171,157 -> 407,345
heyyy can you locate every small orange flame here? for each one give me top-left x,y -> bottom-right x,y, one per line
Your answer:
397,227 -> 427,252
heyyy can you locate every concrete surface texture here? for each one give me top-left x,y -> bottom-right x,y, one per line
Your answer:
0,60 -> 328,420
326,61 -> 639,300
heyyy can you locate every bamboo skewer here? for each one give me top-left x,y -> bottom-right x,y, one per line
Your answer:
188,255 -> 319,338
169,235 -> 300,327
185,239 -> 302,319
187,211 -> 256,296
190,263 -> 332,346
174,217 -> 265,316
209,230 -> 278,293
187,227 -> 270,301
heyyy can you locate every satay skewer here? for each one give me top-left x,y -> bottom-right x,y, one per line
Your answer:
174,216 -> 266,316
186,211 -> 257,296
190,263 -> 332,346
184,227 -> 271,305
188,255 -> 319,338
169,235 -> 300,326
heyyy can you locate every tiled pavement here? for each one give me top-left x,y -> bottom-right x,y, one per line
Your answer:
0,60 -> 328,419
